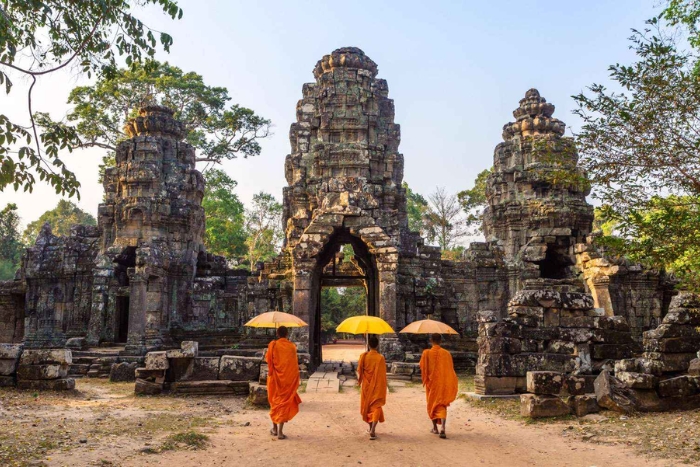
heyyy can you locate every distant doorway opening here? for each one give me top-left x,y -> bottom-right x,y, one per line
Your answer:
116,296 -> 130,344
321,284 -> 367,363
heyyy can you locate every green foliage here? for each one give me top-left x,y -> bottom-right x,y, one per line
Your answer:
0,203 -> 23,280
202,169 -> 247,261
457,169 -> 490,235
574,5 -> 700,291
244,192 -> 283,270
403,182 -> 430,236
43,60 -> 271,178
23,200 -> 96,245
0,0 -> 183,197
320,287 -> 367,335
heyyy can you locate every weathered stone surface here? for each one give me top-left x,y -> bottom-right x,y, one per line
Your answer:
65,338 -> 88,350
135,367 -> 165,383
616,371 -> 657,389
184,357 -> 220,381
563,375 -> 595,396
520,393 -> 571,418
689,358 -> 700,376
594,370 -> 637,413
17,378 -> 75,390
248,382 -> 269,406
0,360 -> 18,376
658,376 -> 698,398
144,352 -> 169,371
219,356 -> 261,381
17,364 -> 68,380
109,362 -> 137,382
0,375 -> 16,387
171,380 -> 249,396
135,378 -> 162,395
526,371 -> 564,395
0,343 -> 22,360
474,375 -> 526,395
391,362 -> 418,376
565,394 -> 600,417
20,349 -> 72,366
259,363 -> 268,385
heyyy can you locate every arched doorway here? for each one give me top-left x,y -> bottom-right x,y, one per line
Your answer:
291,216 -> 399,368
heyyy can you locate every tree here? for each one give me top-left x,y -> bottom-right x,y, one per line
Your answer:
23,200 -> 96,245
244,192 -> 283,270
403,182 -> 430,237
0,0 -> 183,197
38,61 -> 271,181
424,186 -> 468,251
457,169 -> 490,235
202,169 -> 247,261
0,203 -> 23,280
320,286 -> 366,338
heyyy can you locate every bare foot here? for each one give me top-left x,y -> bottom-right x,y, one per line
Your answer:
431,427 -> 439,434
270,429 -> 278,436
369,433 -> 377,440
440,431 -> 447,439
278,434 -> 287,440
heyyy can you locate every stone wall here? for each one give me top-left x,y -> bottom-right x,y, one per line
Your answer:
0,281 -> 25,343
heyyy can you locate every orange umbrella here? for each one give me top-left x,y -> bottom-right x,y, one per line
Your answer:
245,311 -> 308,329
399,319 -> 458,335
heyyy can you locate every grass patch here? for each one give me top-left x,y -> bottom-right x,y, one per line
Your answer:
160,431 -> 209,451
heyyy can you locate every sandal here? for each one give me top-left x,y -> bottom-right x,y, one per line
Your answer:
278,434 -> 287,440
369,434 -> 377,440
439,431 -> 447,439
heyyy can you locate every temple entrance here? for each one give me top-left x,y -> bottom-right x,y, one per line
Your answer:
116,296 -> 130,343
309,229 -> 379,367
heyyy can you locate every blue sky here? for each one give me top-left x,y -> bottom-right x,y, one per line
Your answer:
1,0 -> 660,230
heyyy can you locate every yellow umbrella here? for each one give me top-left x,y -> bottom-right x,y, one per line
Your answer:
245,311 -> 308,329
336,315 -> 395,335
399,318 -> 458,335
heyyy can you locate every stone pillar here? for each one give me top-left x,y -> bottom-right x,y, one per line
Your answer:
292,274 -> 313,356
124,274 -> 147,355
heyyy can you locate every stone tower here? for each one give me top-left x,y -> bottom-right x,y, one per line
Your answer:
88,106 -> 206,354
482,89 -> 594,291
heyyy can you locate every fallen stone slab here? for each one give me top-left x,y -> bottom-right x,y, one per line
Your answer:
135,378 -> 163,395
17,378 -> 75,391
109,362 -> 137,382
688,358 -> 700,376
135,367 -> 165,382
658,375 -> 698,398
391,362 -> 417,376
520,393 -> 571,418
19,349 -> 72,366
595,370 -> 637,414
171,380 -> 249,396
526,371 -> 564,395
565,394 -> 600,417
144,351 -> 169,370
219,356 -> 261,381
562,375 -> 596,396
17,364 -> 69,380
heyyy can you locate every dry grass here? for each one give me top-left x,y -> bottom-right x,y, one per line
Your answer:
458,375 -> 700,464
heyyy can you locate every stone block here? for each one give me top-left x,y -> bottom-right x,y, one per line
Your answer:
259,363 -> 268,384
17,378 -> 75,390
644,352 -> 697,373
594,370 -> 637,413
171,380 -> 249,396
594,316 -> 630,332
526,371 -> 564,395
391,362 -> 417,376
109,362 -> 137,382
565,394 -> 600,417
616,371 -> 657,389
135,367 -> 165,383
65,337 -> 88,350
520,394 -> 571,418
186,357 -> 220,381
144,351 -> 169,370
0,375 -> 16,387
546,340 -> 575,355
0,343 -> 22,360
614,359 -> 639,373
135,378 -> 163,395
0,359 -> 19,376
658,376 -> 698,398
248,382 -> 269,406
219,356 -> 261,381
562,375 -> 594,396
689,358 -> 700,376
474,375 -> 525,395
591,344 -> 631,360
20,349 -> 72,366
17,364 -> 69,380
180,341 -> 199,357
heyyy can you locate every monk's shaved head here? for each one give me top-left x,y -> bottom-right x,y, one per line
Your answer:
430,333 -> 442,345
277,325 -> 288,338
368,335 -> 379,349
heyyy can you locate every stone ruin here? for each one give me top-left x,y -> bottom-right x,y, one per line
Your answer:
0,48 -> 690,408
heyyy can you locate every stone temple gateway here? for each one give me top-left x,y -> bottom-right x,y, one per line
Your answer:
0,47 -> 676,378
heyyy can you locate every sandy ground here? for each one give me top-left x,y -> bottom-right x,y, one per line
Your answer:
121,385 -> 675,467
322,343 -> 365,362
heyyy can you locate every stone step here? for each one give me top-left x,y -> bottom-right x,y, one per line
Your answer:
170,380 -> 249,396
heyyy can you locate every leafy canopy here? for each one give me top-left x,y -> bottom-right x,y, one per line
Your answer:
202,169 -> 247,261
23,199 -> 96,245
0,203 -> 23,280
41,60 -> 271,170
244,192 -> 283,271
0,0 -> 182,197
457,169 -> 490,235
403,182 -> 430,237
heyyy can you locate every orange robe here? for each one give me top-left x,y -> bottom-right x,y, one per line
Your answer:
266,337 -> 302,424
420,345 -> 458,423
357,349 -> 387,423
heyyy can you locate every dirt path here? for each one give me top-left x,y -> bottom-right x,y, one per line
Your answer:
125,385 -> 674,467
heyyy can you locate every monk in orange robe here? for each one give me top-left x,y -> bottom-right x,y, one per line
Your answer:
266,325 -> 302,439
357,335 -> 387,440
420,333 -> 459,439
